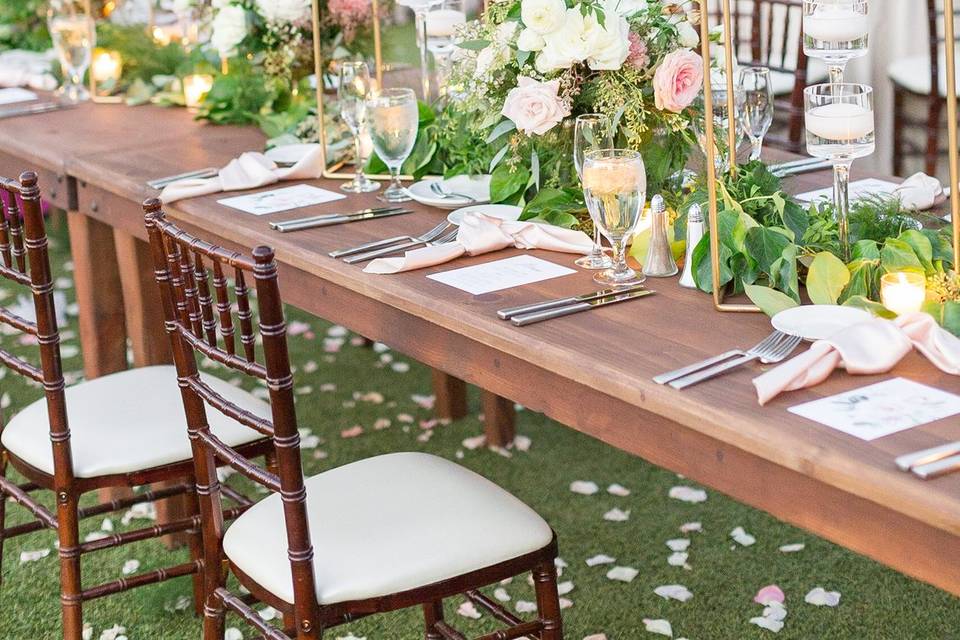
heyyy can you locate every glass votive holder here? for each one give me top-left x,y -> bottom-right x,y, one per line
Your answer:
880,271 -> 926,315
183,74 -> 214,109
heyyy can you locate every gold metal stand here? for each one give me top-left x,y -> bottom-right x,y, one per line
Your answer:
944,0 -> 960,272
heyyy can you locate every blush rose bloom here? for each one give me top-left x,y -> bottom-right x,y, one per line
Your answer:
653,49 -> 704,113
501,76 -> 571,136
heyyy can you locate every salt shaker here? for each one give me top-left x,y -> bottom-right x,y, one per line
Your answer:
678,203 -> 704,289
643,194 -> 678,277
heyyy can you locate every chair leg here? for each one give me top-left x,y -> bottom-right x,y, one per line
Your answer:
532,561 -> 563,640
423,600 -> 444,640
202,593 -> 226,640
57,493 -> 84,640
0,451 -> 7,587
925,96 -> 944,177
186,491 -> 205,616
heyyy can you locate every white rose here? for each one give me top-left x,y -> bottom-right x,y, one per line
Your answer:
255,0 -> 311,23
517,28 -> 545,52
211,5 -> 248,57
521,0 -> 567,35
587,1 -> 630,70
537,9 -> 595,72
675,19 -> 700,48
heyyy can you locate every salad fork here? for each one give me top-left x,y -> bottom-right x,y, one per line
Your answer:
669,332 -> 802,390
328,221 -> 451,258
430,181 -> 477,202
343,228 -> 459,264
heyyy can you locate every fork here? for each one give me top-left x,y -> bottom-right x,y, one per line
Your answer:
430,181 -> 477,202
654,331 -> 790,385
343,228 -> 459,264
328,221 -> 451,258
668,332 -> 802,390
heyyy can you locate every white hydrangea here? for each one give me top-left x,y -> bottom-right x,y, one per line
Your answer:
210,5 -> 248,57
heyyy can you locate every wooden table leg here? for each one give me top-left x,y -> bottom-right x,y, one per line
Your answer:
481,391 -> 516,448
431,370 -> 468,421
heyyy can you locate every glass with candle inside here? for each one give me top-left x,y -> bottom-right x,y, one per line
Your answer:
804,83 -> 874,261
881,272 -> 926,316
803,0 -> 869,84
426,0 -> 466,97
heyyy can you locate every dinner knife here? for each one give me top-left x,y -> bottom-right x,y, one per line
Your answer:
270,206 -> 401,229
147,167 -> 219,190
895,441 -> 960,471
768,157 -> 823,173
774,160 -> 833,177
497,284 -> 648,320
0,101 -> 73,119
274,209 -> 412,232
510,289 -> 655,327
911,453 -> 960,480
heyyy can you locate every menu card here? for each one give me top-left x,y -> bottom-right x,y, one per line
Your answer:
427,255 -> 576,295
218,184 -> 344,215
794,178 -> 900,203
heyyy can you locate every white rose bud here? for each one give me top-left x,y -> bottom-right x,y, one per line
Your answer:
676,20 -> 700,48
521,0 -> 567,35
517,28 -> 546,52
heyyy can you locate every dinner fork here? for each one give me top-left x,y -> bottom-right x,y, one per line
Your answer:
343,228 -> 459,264
430,181 -> 477,202
654,331 -> 790,385
668,332 -> 802,390
328,221 -> 451,258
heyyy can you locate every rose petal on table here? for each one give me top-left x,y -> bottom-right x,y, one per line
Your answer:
730,526 -> 756,546
224,628 -> 243,640
570,480 -> 600,495
121,559 -> 140,575
606,566 -> 639,583
667,552 -> 689,568
654,584 -> 693,602
642,618 -> 673,637
804,587 -> 841,607
603,508 -> 630,522
19,548 -> 50,563
750,616 -> 785,633
779,543 -> 805,553
666,538 -> 690,552
516,600 -> 538,614
586,554 -> 616,567
494,587 -> 511,602
679,521 -> 702,533
669,486 -> 707,503
340,425 -> 364,439
457,601 -> 482,619
754,584 -> 785,605
607,483 -> 631,497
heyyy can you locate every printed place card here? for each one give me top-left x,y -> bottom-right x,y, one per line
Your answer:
794,178 -> 900,204
788,377 -> 960,440
427,255 -> 576,295
217,184 -> 345,216
0,88 -> 37,105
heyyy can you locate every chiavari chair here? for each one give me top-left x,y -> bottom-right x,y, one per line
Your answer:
0,172 -> 273,640
143,199 -> 563,640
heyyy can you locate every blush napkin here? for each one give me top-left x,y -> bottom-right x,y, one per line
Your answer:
159,147 -> 325,204
893,172 -> 943,211
752,312 -> 960,405
362,212 -> 593,274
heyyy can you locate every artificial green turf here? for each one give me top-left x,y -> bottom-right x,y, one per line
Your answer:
1,220 -> 959,639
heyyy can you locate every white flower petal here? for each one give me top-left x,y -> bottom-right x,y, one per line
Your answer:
750,616 -> 784,632
586,554 -> 616,567
607,483 -> 630,496
494,587 -> 511,602
457,601 -> 482,619
666,538 -> 690,552
570,480 -> 599,495
804,587 -> 841,607
642,618 -> 673,636
779,543 -> 805,553
516,600 -> 538,614
121,559 -> 140,575
679,521 -> 702,533
224,628 -> 244,640
557,580 -> 574,595
730,526 -> 756,547
603,508 -> 630,522
667,552 -> 689,567
606,566 -> 639,583
19,548 -> 50,563
669,486 -> 707,503
654,584 -> 693,602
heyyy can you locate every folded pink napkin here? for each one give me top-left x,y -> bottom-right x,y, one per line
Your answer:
893,172 -> 943,211
362,212 -> 593,274
159,147 -> 325,204
896,311 -> 960,374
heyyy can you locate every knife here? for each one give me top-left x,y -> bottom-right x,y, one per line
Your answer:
0,101 -> 74,119
774,160 -> 832,177
895,441 -> 960,471
270,207 -> 401,229
498,284 -> 648,320
769,157 -> 822,173
511,289 -> 656,326
147,167 -> 219,190
274,209 -> 412,232
911,453 -> 960,480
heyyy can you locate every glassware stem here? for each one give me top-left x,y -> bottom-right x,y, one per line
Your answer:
828,63 -> 845,85
749,137 -> 763,161
415,8 -> 431,100
833,160 -> 852,261
353,133 -> 365,182
611,235 -> 630,279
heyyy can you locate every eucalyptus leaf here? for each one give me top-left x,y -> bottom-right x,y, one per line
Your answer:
486,119 -> 516,144
458,39 -> 491,50
489,144 -> 510,173
744,285 -> 799,317
806,251 -> 850,305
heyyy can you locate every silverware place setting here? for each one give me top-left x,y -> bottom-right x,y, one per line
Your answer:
655,330 -> 802,390
498,285 -> 655,327
146,167 -> 220,190
429,181 -> 478,203
0,100 -> 75,120
271,207 -> 412,233
895,441 -> 960,479
329,220 -> 452,258
343,226 -> 459,264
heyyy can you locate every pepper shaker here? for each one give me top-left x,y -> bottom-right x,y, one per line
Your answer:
643,194 -> 678,277
678,203 -> 704,289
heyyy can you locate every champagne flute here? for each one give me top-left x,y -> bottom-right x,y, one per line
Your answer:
47,0 -> 96,103
803,0 -> 869,84
426,0 -> 467,98
804,83 -> 875,261
367,88 -> 420,203
573,114 -> 615,270
738,67 -> 774,161
581,149 -> 647,287
338,61 -> 380,194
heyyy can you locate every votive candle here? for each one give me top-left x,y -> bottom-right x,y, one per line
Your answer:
880,272 -> 926,315
183,74 -> 214,109
91,49 -> 122,85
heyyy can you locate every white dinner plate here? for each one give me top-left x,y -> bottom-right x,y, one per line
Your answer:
408,175 -> 492,210
447,204 -> 523,226
771,305 -> 872,342
265,143 -> 318,166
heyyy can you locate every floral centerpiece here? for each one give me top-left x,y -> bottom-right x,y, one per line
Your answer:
441,0 -> 704,222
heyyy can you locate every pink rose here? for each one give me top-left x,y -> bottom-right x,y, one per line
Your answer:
501,76 -> 571,136
653,49 -> 704,113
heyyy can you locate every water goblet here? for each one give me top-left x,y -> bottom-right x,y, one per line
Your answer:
338,61 -> 380,194
367,88 -> 420,203
47,0 -> 96,103
573,114 -> 615,270
693,84 -> 745,172
581,149 -> 647,288
738,67 -> 774,161
426,0 -> 466,98
803,0 -> 869,84
804,83 -> 875,261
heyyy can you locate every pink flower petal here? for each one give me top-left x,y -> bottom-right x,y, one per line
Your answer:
754,585 -> 785,605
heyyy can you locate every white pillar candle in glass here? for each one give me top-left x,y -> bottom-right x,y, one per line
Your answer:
880,272 -> 926,315
804,102 -> 874,140
426,9 -> 466,37
803,7 -> 870,42
183,74 -> 214,109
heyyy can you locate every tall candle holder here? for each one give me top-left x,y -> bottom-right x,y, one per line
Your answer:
945,0 -> 960,277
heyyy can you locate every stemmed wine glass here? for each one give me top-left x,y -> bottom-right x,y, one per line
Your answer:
426,0 -> 467,98
367,88 -> 420,203
338,61 -> 380,193
573,114 -> 614,270
738,67 -> 774,161
803,0 -> 869,84
47,0 -> 96,103
581,149 -> 647,287
804,83 -> 875,261
693,83 -> 745,172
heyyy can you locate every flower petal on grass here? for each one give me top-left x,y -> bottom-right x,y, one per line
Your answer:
730,526 -> 756,546
654,584 -> 693,602
557,581 -> 574,596
411,394 -> 436,409
606,566 -> 639,583
457,601 -> 482,619
513,435 -> 532,452
224,628 -> 243,640
666,539 -> 690,552
570,480 -> 599,495
583,635 -> 608,640
559,597 -> 574,609
494,587 -> 511,602
679,522 -> 702,533
642,618 -> 673,637
607,483 -> 631,497
754,585 -> 785,605
804,587 -> 841,607
586,554 -> 616,567
19,549 -> 50,563
516,600 -> 538,614
749,616 -> 784,633
340,425 -> 364,439
669,486 -> 707,503
258,606 -> 279,621
603,508 -> 630,522
779,543 -> 805,553
667,552 -> 689,567
121,559 -> 140,575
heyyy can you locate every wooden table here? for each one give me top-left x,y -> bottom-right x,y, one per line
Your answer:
3,102 -> 960,597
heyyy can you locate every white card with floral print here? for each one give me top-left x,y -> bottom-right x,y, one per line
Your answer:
218,184 -> 344,215
788,377 -> 960,440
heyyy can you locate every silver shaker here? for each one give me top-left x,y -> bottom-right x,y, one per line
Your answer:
678,203 -> 704,289
643,194 -> 678,277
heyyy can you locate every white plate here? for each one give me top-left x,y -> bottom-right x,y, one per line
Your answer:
771,305 -> 872,342
265,143 -> 318,166
408,175 -> 492,210
447,204 -> 523,226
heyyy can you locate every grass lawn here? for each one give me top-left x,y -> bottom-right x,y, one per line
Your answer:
1,220 -> 959,639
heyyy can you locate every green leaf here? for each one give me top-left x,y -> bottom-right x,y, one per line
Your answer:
717,209 -> 746,252
922,301 -> 960,336
744,285 -> 799,317
458,39 -> 491,50
897,229 -> 935,274
780,199 -> 809,242
843,295 -> 897,319
744,225 -> 791,274
880,238 -> 925,274
490,162 -> 530,203
806,251 -> 850,305
520,188 -> 585,223
692,233 -> 733,293
841,259 -> 881,303
852,239 -> 880,261
486,119 -> 516,143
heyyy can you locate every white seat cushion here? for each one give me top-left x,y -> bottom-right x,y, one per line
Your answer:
769,62 -> 829,96
223,452 -> 554,605
888,53 -> 960,97
1,365 -> 268,478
